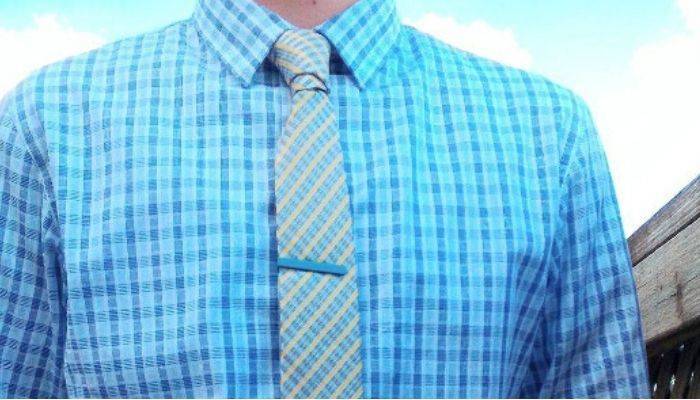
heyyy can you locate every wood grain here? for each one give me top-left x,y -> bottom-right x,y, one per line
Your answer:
633,216 -> 700,346
628,174 -> 700,266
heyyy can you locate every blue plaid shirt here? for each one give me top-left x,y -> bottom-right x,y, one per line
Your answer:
0,0 -> 651,397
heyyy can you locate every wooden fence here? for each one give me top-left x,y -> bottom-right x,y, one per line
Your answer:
629,174 -> 700,398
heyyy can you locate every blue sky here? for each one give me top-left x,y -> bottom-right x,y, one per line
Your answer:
0,0 -> 698,235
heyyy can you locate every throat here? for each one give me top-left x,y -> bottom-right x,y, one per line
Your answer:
255,0 -> 359,29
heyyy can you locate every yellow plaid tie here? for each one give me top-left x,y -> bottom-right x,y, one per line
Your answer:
271,29 -> 365,398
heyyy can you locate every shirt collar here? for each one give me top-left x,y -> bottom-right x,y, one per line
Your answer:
193,0 -> 401,89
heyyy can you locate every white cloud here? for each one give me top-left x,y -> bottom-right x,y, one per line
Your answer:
0,15 -> 105,97
404,13 -> 533,70
678,0 -> 700,31
588,0 -> 700,234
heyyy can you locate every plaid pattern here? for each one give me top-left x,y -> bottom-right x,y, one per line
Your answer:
272,29 -> 364,398
0,0 -> 651,397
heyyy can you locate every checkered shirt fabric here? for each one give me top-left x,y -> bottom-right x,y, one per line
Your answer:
0,0 -> 651,397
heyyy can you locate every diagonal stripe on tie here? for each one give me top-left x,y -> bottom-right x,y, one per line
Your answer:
276,112 -> 335,187
276,94 -> 328,164
278,155 -> 342,217
280,182 -> 346,254
276,129 -> 338,223
271,29 -> 365,399
282,273 -> 357,378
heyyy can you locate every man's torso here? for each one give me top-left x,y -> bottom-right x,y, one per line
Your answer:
9,12 -> 583,398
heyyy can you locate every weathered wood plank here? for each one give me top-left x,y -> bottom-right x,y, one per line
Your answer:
633,216 -> 700,346
628,174 -> 700,266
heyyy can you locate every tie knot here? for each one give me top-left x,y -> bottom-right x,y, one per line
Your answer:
271,29 -> 331,94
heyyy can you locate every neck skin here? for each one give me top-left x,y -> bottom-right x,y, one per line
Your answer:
255,0 -> 359,28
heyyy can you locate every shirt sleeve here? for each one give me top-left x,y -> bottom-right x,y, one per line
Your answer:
0,96 -> 66,398
522,98 -> 652,398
